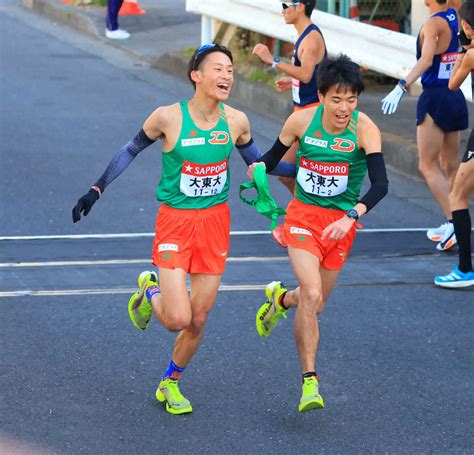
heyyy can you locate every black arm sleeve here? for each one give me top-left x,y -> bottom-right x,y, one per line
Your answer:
94,129 -> 155,193
359,153 -> 389,212
257,137 -> 292,173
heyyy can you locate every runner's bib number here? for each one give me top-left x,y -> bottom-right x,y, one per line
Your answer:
438,52 -> 457,79
292,78 -> 300,104
297,157 -> 348,197
180,159 -> 228,197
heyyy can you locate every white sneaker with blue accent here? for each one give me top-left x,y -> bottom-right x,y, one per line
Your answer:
434,267 -> 474,288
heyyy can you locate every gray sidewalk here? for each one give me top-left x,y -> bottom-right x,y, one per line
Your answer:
23,0 -> 473,179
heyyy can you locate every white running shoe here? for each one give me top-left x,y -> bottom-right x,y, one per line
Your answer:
436,222 -> 457,251
427,222 -> 450,242
105,28 -> 130,40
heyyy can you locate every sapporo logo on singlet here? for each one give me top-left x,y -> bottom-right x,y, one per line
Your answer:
297,157 -> 349,197
180,159 -> 228,197
438,52 -> 457,79
181,130 -> 229,147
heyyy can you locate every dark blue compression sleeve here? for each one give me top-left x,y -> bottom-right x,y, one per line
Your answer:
94,129 -> 155,192
236,138 -> 296,178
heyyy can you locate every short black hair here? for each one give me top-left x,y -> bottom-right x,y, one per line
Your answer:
300,0 -> 316,17
317,54 -> 365,96
460,1 -> 474,26
187,44 -> 233,89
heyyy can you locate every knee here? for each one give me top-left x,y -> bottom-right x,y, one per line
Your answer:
299,287 -> 322,314
418,159 -> 434,178
189,311 -> 209,334
440,160 -> 457,178
163,313 -> 192,332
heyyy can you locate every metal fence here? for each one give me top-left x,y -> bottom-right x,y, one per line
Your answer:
318,0 -> 411,34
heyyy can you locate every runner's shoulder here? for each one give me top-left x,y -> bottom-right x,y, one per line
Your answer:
222,104 -> 249,127
356,112 -> 380,136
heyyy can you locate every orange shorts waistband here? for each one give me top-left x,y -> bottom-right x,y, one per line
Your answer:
290,198 -> 347,217
159,201 -> 229,218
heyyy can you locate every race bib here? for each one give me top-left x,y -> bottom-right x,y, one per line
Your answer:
438,52 -> 457,79
180,159 -> 227,197
292,78 -> 300,104
297,157 -> 348,197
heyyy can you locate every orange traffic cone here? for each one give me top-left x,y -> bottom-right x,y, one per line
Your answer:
349,0 -> 360,20
119,0 -> 146,16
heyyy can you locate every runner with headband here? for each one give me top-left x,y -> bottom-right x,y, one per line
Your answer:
72,44 -> 293,415
248,55 -> 388,412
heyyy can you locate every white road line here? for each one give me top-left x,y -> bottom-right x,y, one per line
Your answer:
1,227 -> 472,241
0,284 -> 267,298
0,231 -> 269,241
0,256 -> 288,268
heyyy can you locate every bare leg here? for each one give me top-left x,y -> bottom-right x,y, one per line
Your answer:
449,159 -> 474,211
417,115 -> 453,219
171,274 -> 221,367
287,248 -> 323,373
440,131 -> 461,189
150,267 -> 192,332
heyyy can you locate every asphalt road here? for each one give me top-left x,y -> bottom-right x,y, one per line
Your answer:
0,4 -> 473,454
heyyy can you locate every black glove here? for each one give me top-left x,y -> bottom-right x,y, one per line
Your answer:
72,189 -> 100,223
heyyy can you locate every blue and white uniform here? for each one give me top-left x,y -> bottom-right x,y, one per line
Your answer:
416,8 -> 468,132
291,23 -> 327,108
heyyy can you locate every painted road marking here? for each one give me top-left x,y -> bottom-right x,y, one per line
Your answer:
0,256 -> 288,268
1,228 -> 472,241
0,284 -> 269,298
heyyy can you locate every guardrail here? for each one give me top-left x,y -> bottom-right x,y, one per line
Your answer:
186,0 -> 472,101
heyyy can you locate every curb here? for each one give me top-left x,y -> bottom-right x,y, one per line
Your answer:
22,0 -> 98,38
154,53 -> 422,179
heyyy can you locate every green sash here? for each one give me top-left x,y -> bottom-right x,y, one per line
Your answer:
239,165 -> 286,230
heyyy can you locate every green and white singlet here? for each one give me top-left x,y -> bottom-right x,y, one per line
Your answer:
156,100 -> 234,209
295,106 -> 367,211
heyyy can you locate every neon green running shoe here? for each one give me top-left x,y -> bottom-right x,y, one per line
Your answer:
299,376 -> 324,412
128,270 -> 158,331
256,281 -> 289,337
156,378 -> 193,415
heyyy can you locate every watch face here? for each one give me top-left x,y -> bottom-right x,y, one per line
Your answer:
347,209 -> 358,219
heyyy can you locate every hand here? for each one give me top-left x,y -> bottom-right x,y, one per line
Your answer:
321,216 -> 354,241
252,44 -> 273,65
381,84 -> 406,115
247,162 -> 266,180
275,77 -> 292,92
72,189 -> 100,223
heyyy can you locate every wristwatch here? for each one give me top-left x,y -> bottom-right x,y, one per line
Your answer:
272,57 -> 281,69
346,209 -> 359,221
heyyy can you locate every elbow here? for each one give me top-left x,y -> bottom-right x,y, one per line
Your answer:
379,181 -> 389,198
301,74 -> 312,84
448,81 -> 460,91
